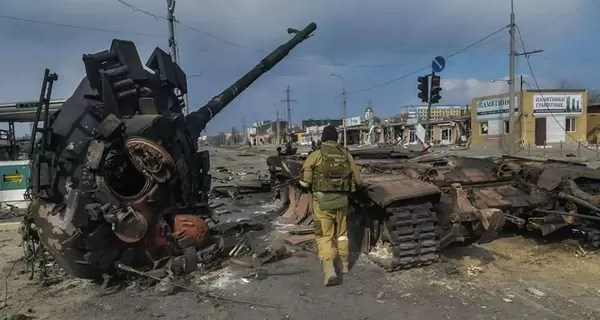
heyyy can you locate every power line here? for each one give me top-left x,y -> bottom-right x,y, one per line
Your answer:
348,25 -> 509,93
114,0 -> 499,70
0,14 -> 166,37
115,0 -> 417,68
516,24 -> 595,151
117,0 -> 167,20
485,0 -> 594,55
521,0 -> 595,37
184,21 -> 429,68
0,1 -> 512,71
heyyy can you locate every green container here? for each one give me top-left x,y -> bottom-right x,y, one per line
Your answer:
0,160 -> 31,191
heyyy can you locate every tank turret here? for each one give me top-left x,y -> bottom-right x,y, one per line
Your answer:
27,23 -> 317,279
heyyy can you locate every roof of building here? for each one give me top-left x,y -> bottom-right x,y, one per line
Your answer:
525,89 -> 587,93
406,116 -> 470,126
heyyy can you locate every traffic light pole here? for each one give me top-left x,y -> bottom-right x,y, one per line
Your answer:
342,88 -> 347,147
424,71 -> 437,142
418,71 -> 441,144
424,76 -> 433,142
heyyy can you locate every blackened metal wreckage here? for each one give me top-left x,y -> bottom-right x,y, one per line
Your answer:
25,22 -> 317,280
268,149 -> 600,271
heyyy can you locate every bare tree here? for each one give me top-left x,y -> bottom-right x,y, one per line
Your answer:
557,79 -> 570,90
589,90 -> 600,104
556,80 -> 600,104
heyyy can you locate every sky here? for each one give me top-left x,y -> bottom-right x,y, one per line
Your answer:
1,0 -> 598,135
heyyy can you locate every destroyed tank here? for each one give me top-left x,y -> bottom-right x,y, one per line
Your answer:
269,149 -> 600,271
365,153 -> 600,248
267,148 -> 508,271
27,22 -> 317,279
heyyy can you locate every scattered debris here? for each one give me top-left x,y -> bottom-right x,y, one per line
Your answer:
284,234 -> 315,245
503,294 -> 515,303
526,287 -> 546,297
116,263 -> 282,309
466,266 -> 483,276
288,226 -> 314,235
374,292 -> 385,303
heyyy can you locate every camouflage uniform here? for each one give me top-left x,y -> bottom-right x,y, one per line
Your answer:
300,140 -> 362,286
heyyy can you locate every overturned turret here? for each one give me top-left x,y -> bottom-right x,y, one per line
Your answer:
28,22 -> 317,279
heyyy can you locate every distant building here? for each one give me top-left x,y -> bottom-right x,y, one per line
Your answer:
246,120 -> 289,145
401,117 -> 470,146
301,118 -> 342,129
587,103 -> 600,143
402,105 -> 466,120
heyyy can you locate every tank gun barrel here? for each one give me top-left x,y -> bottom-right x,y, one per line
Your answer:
185,22 -> 317,137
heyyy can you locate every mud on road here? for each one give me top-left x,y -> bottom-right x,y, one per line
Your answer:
1,146 -> 599,320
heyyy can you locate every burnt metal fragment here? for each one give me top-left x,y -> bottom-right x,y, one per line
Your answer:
28,23 -> 318,279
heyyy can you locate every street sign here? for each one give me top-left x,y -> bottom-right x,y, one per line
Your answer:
432,56 -> 445,73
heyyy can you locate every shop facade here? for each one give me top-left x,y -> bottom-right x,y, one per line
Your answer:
471,90 -> 588,149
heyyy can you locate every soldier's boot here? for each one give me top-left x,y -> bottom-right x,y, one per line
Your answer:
322,259 -> 339,286
340,258 -> 349,274
338,237 -> 349,274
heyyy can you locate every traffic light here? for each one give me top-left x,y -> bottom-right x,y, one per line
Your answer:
430,74 -> 442,104
417,75 -> 429,103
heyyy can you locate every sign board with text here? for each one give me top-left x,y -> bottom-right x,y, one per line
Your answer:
344,117 -> 362,127
533,93 -> 583,115
475,96 -> 519,120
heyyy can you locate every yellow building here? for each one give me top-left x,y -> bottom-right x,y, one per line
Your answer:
406,105 -> 465,120
471,89 -> 588,149
586,104 -> 600,143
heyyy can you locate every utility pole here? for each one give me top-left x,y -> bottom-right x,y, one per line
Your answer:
241,115 -> 247,144
166,0 -> 188,115
330,73 -> 347,147
271,103 -> 280,146
520,75 -> 524,91
282,86 -> 295,136
341,88 -> 347,147
507,0 -> 517,155
276,109 -> 281,146
507,0 -> 543,155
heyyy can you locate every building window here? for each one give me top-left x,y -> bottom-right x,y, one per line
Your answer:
480,122 -> 489,135
504,121 -> 509,134
566,118 -> 577,132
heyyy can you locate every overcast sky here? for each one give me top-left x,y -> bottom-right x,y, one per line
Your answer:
1,0 -> 597,135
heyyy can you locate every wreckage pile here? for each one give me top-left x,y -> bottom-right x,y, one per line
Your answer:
22,22 -> 318,282
268,147 -> 600,271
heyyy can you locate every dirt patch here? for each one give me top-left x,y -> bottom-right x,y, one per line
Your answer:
432,235 -> 600,319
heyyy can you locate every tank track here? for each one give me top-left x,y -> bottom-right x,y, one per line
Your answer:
371,203 -> 440,271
